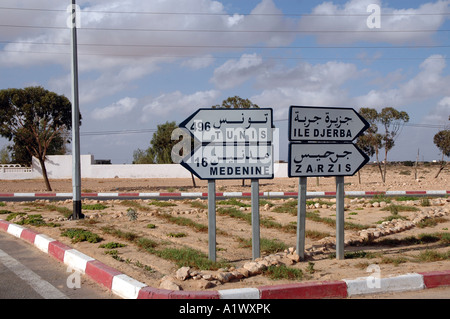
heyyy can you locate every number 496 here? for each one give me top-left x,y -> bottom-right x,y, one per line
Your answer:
190,121 -> 211,132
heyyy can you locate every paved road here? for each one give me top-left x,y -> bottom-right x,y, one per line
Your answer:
0,232 -> 119,299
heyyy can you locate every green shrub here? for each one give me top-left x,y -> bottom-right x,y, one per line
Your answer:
99,242 -> 126,249
155,247 -> 229,270
217,198 -> 251,207
82,203 -> 108,210
61,228 -> 102,243
264,265 -> 303,280
148,200 -> 177,207
167,232 -> 187,238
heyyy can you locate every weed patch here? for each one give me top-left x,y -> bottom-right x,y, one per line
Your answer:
154,247 -> 229,270
61,228 -> 103,243
99,242 -> 127,249
101,226 -> 139,242
187,201 -> 208,209
273,200 -> 297,215
148,200 -> 177,207
263,264 -> 303,280
217,198 -> 251,207
416,217 -> 448,229
237,237 -> 288,254
82,203 -> 108,210
167,232 -> 187,238
416,250 -> 450,262
381,256 -> 408,266
381,204 -> 420,214
135,237 -> 158,250
160,213 -> 208,232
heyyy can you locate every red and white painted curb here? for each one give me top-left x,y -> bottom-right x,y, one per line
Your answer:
0,190 -> 449,199
1,219 -> 449,299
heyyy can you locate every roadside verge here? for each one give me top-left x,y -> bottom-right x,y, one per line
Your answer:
1,218 -> 448,299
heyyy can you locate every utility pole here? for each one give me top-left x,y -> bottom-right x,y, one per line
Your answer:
70,0 -> 83,220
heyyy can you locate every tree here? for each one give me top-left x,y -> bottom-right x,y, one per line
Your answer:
378,107 -> 409,183
0,146 -> 11,164
356,107 -> 409,183
356,107 -> 382,183
213,96 -> 259,109
433,129 -> 450,178
357,107 -> 383,159
8,129 -> 68,166
213,96 -> 259,186
0,87 -> 74,191
133,121 -> 179,164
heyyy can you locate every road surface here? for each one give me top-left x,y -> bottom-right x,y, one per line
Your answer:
0,231 -> 119,299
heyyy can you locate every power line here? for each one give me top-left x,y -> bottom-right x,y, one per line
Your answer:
2,40 -> 450,49
2,40 -> 448,51
2,23 -> 450,34
78,122 -> 447,137
274,118 -> 447,128
2,47 -> 449,61
0,7 -> 450,17
80,129 -> 157,137
1,6 -> 449,17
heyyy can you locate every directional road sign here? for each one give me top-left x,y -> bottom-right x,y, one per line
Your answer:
288,143 -> 370,177
180,108 -> 273,144
289,106 -> 369,142
179,108 -> 274,180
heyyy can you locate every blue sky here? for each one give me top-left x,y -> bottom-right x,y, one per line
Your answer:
0,0 -> 449,164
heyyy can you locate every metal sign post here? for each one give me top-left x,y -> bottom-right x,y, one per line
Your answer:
251,179 -> 260,260
336,176 -> 345,260
208,180 -> 216,262
179,108 -> 275,261
288,106 -> 369,260
296,177 -> 307,260
70,0 -> 83,220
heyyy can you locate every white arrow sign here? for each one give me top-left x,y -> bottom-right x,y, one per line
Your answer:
289,106 -> 369,142
181,143 -> 273,180
288,143 -> 370,177
179,108 -> 274,180
180,108 -> 273,144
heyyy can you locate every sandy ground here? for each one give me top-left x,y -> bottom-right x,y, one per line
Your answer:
0,163 -> 448,194
0,163 -> 449,293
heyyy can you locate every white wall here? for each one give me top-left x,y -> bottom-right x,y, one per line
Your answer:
1,155 -> 288,180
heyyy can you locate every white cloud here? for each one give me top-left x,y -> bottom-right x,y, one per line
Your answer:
0,0 -> 297,104
255,60 -> 360,90
0,0 -> 296,68
246,60 -> 361,118
423,96 -> 450,124
141,90 -> 221,122
299,0 -> 450,44
354,55 -> 450,109
181,55 -> 215,70
91,97 -> 138,120
211,54 -> 268,89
